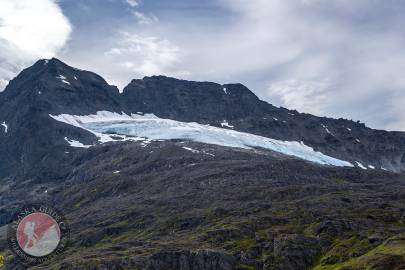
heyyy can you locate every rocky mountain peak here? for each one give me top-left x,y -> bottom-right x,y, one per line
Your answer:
122,75 -> 271,122
1,58 -> 121,116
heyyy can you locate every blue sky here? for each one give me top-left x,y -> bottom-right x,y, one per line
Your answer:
1,0 -> 405,131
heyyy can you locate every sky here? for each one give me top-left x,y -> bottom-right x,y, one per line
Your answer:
1,0 -> 405,131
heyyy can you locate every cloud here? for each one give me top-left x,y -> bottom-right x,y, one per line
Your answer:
103,32 -> 189,88
268,79 -> 330,115
0,0 -> 71,90
125,0 -> 139,7
132,11 -> 159,25
210,0 -> 405,130
123,0 -> 158,25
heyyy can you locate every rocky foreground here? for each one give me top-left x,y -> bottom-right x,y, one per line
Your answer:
0,141 -> 403,269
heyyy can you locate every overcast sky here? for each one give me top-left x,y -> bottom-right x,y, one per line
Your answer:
1,0 -> 405,131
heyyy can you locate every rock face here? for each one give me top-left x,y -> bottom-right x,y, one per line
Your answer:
0,58 -> 121,180
122,76 -> 270,122
139,250 -> 237,270
272,234 -> 320,270
2,58 -> 121,115
58,251 -> 236,270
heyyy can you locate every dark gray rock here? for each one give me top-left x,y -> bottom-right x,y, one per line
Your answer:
313,219 -> 357,237
273,234 -> 321,270
140,250 -> 236,270
57,250 -> 236,270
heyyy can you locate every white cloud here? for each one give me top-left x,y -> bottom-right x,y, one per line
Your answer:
0,0 -> 71,90
124,0 -> 158,25
132,11 -> 159,25
103,33 -> 189,88
268,79 -> 330,115
125,0 -> 139,7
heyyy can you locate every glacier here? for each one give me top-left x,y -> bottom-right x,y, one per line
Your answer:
50,111 -> 353,167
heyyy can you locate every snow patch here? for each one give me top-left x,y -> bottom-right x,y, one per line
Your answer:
355,161 -> 367,170
223,87 -> 228,94
1,121 -> 8,133
321,124 -> 333,135
182,147 -> 200,154
113,171 -> 121,174
57,75 -> 71,85
182,146 -> 214,157
347,128 -> 352,131
50,111 -> 353,167
64,137 -> 92,148
221,121 -> 234,129
203,150 -> 215,157
368,165 -> 375,169
140,139 -> 152,147
355,138 -> 361,143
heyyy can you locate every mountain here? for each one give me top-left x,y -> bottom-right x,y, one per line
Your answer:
1,58 -> 405,183
122,76 -> 270,121
122,76 -> 405,172
0,59 -> 405,270
0,59 -> 121,181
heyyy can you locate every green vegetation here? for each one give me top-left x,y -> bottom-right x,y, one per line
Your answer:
312,235 -> 405,270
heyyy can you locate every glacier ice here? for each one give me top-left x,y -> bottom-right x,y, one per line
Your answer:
50,111 -> 353,167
